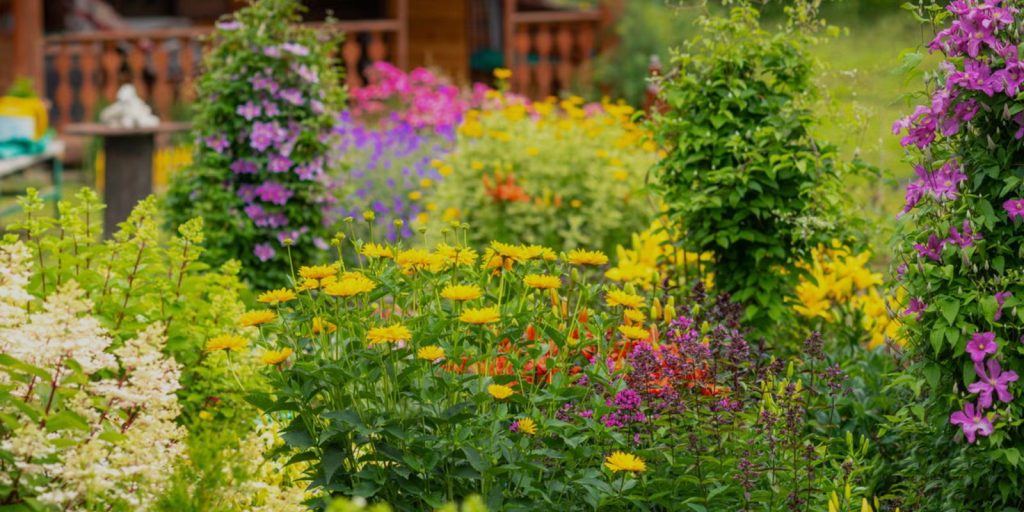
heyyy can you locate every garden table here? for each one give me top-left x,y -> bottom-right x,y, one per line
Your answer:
64,122 -> 190,236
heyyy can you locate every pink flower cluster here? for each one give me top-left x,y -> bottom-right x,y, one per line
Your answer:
350,62 -> 467,131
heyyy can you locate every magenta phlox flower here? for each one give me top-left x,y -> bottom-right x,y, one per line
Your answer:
968,358 -> 1018,408
950,401 -> 994,443
967,331 -> 998,363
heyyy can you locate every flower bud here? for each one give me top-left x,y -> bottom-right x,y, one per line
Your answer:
363,210 -> 375,221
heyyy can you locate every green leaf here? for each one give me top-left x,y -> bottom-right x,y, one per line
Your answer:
939,298 -> 960,325
462,446 -> 491,473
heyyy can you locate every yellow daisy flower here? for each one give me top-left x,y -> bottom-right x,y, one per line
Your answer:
516,417 -> 537,435
206,334 -> 248,352
604,451 -> 646,473
367,324 -> 412,345
617,324 -> 649,340
441,284 -> 483,301
260,347 -> 293,365
257,288 -> 296,305
488,384 -> 514,399
298,264 -> 338,281
606,289 -> 645,309
567,249 -> 609,266
524,274 -> 561,290
624,308 -> 646,324
360,242 -> 393,259
460,306 -> 500,325
239,310 -> 276,327
396,248 -> 435,273
324,272 -> 377,297
417,345 -> 445,361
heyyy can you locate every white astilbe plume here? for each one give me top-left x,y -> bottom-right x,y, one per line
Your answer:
0,241 -> 187,510
0,241 -> 33,326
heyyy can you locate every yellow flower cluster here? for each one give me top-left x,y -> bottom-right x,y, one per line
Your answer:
792,242 -> 900,348
606,218 -> 712,290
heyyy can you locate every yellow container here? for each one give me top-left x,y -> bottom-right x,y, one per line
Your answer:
0,96 -> 48,140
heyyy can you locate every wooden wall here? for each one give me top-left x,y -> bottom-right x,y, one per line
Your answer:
406,0 -> 468,84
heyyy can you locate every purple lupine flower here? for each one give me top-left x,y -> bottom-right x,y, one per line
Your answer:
237,100 -> 262,121
278,88 -> 304,106
263,45 -> 282,58
281,42 -> 309,56
250,121 -> 282,152
229,159 -> 257,174
947,219 -> 982,248
914,234 -> 946,262
904,297 -> 927,320
950,402 -> 994,444
967,331 -> 998,363
204,134 -> 230,153
995,291 -> 1013,321
1004,198 -> 1024,220
968,359 -> 1019,409
268,154 -> 292,173
253,243 -> 276,262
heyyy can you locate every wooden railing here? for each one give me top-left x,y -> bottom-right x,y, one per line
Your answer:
44,20 -> 407,129
503,6 -> 602,98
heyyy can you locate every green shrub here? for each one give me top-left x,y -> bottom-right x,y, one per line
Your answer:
164,0 -> 345,289
652,2 -> 856,332
428,90 -> 657,254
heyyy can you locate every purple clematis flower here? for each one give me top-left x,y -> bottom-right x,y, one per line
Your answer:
904,297 -> 927,320
968,359 -> 1019,409
995,291 -> 1013,321
1004,198 -> 1024,220
914,234 -> 946,262
250,121 -> 282,152
204,134 -> 229,153
950,402 -> 994,444
230,159 -> 258,175
281,42 -> 309,56
278,88 -> 304,106
237,101 -> 262,121
947,219 -> 982,248
253,243 -> 276,262
967,331 -> 998,363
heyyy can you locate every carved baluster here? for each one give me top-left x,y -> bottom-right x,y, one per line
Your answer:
152,39 -> 172,119
101,40 -> 121,102
127,40 -> 147,98
577,23 -> 595,87
54,42 -> 73,127
513,27 -> 531,94
179,35 -> 196,104
367,31 -> 386,63
342,35 -> 363,88
535,24 -> 554,98
555,23 -> 573,94
80,42 -> 99,122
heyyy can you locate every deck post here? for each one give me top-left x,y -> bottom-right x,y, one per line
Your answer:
12,0 -> 44,95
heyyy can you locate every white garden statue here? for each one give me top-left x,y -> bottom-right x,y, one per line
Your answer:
98,84 -> 160,128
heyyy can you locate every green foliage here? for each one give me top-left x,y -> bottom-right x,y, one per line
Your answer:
652,2 -> 856,332
10,188 -> 256,428
5,77 -> 37,99
883,1 -> 1024,509
429,95 -> 657,254
164,0 -> 345,289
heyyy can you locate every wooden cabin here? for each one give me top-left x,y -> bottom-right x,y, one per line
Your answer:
0,0 -> 618,130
